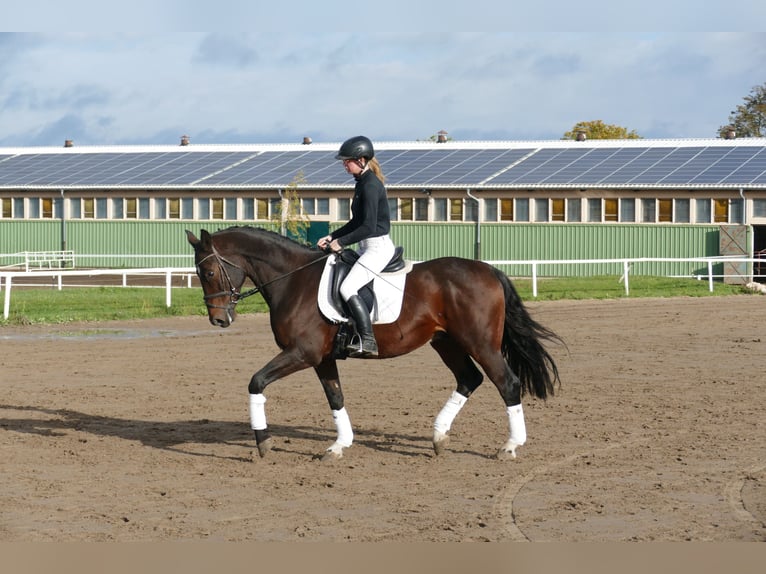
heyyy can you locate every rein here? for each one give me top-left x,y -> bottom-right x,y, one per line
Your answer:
197,247 -> 329,310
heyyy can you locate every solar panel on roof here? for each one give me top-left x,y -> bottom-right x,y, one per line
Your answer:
718,147 -> 766,185
657,147 -> 730,184
535,148 -> 615,185
627,147 -> 704,184
1,142 -> 765,189
490,148 -> 565,184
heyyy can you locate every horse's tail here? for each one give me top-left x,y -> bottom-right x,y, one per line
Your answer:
494,268 -> 563,400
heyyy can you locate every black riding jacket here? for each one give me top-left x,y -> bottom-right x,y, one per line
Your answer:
331,170 -> 391,248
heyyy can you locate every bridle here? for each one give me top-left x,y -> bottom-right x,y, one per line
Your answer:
196,247 -> 259,314
196,244 -> 331,313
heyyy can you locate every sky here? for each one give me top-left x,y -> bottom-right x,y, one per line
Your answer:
2,3 -> 766,148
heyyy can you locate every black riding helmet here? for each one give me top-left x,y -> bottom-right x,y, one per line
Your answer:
335,135 -> 374,161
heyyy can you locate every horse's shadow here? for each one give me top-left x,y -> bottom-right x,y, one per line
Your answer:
0,403 -> 450,461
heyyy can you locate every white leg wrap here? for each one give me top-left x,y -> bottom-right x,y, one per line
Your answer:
434,390 -> 468,435
332,407 -> 354,448
507,403 -> 526,446
249,393 -> 267,430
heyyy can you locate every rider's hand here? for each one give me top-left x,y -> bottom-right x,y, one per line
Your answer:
317,235 -> 332,250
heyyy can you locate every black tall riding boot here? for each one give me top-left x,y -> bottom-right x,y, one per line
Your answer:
345,294 -> 378,357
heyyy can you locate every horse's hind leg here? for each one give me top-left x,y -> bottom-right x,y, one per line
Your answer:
430,333 -> 484,455
315,358 -> 353,461
477,354 -> 526,460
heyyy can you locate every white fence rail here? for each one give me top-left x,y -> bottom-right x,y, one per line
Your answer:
0,256 -> 763,321
0,267 -> 195,320
489,256 -> 764,297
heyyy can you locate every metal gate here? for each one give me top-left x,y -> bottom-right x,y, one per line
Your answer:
718,225 -> 750,284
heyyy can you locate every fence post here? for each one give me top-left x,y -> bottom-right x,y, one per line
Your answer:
166,270 -> 173,307
532,262 -> 538,298
3,275 -> 12,320
707,261 -> 714,292
623,260 -> 630,296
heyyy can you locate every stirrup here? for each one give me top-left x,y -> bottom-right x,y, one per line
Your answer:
346,334 -> 378,357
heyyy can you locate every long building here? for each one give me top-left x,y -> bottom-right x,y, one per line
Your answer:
1,136 -> 765,280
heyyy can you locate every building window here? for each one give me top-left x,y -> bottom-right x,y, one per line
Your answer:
138,198 -> 150,219
96,198 -> 107,219
658,198 -> 672,222
42,198 -> 54,218
604,198 -> 618,222
730,198 -> 744,224
415,197 -> 428,221
641,198 -> 656,222
400,198 -> 413,221
534,198 -> 549,222
465,197 -> 478,222
434,198 -> 448,221
620,198 -> 635,222
587,198 -> 601,222
499,199 -> 513,221
83,198 -> 95,219
168,198 -> 180,219
225,198 -> 237,219
300,197 -> 329,217
112,198 -> 124,219
388,198 -> 398,221
242,198 -> 254,220
28,197 -> 40,218
337,198 -> 350,221
754,198 -> 766,218
551,198 -> 565,222
675,199 -> 690,223
567,198 -> 582,222
516,198 -> 530,222
302,197 -> 315,215
713,199 -> 728,223
155,198 -> 167,219
198,198 -> 210,219
70,198 -> 82,218
212,198 -> 224,220
126,198 -> 137,219
1,198 -> 11,218
449,198 -> 463,221
484,198 -> 498,221
695,198 -> 711,223
182,198 -> 194,219
14,198 -> 25,218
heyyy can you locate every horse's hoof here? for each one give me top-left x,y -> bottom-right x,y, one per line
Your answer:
321,443 -> 346,462
495,444 -> 519,460
433,432 -> 450,456
256,436 -> 273,458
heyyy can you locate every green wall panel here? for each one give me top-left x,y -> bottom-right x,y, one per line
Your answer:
0,220 -> 742,277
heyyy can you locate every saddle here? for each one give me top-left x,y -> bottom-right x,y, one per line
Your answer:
329,246 -> 405,360
330,246 -> 405,313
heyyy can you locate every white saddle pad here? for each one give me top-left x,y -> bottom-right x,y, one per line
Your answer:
317,255 -> 412,324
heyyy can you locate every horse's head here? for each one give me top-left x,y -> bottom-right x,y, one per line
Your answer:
186,229 -> 247,328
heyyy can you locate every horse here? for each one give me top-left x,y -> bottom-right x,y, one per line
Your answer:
186,226 -> 561,461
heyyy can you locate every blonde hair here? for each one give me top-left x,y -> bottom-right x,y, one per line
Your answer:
367,157 -> 386,184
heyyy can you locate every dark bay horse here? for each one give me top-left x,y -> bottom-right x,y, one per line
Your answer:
186,226 -> 561,460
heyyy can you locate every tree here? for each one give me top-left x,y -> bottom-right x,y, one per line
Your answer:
271,170 -> 311,242
718,82 -> 766,138
563,120 -> 642,140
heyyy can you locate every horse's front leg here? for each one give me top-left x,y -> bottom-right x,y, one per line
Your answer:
315,358 -> 353,461
248,348 -> 312,458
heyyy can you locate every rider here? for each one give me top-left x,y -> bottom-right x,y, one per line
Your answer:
317,135 -> 395,357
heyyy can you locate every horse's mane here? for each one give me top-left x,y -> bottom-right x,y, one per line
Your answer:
214,225 -> 320,253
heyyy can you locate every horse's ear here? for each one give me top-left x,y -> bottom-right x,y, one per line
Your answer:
199,229 -> 212,249
185,229 -> 199,247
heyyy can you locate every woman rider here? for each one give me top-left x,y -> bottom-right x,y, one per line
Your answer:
317,135 -> 395,357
